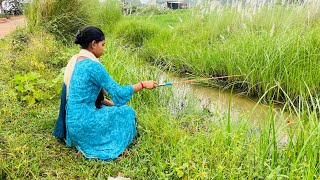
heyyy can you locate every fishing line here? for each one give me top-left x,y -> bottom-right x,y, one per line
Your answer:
156,75 -> 243,87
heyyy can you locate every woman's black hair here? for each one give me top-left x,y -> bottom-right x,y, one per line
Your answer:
74,26 -> 105,49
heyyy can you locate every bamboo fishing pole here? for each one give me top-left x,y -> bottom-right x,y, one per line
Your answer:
156,75 -> 243,87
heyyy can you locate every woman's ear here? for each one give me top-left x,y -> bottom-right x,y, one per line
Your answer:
91,40 -> 97,49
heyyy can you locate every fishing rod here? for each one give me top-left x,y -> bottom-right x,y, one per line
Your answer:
156,75 -> 243,87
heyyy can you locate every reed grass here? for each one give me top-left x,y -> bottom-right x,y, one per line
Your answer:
121,2 -> 320,106
24,0 -> 122,43
86,0 -> 122,33
25,0 -> 88,43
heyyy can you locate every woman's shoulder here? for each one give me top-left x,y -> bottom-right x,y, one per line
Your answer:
81,59 -> 106,73
78,58 -> 101,66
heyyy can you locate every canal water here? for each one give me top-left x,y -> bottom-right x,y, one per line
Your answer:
158,72 -> 296,146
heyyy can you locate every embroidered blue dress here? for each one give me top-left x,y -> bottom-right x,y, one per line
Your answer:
65,58 -> 136,160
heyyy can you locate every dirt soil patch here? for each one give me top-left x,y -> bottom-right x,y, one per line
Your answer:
0,16 -> 26,38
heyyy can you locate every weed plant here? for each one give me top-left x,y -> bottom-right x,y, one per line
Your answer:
113,19 -> 160,48
24,0 -> 122,43
86,0 -> 122,33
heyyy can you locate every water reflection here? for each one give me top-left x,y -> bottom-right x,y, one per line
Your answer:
158,72 -> 297,146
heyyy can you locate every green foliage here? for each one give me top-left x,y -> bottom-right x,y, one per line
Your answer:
140,5 -> 320,105
12,72 -> 50,104
0,14 -> 11,18
6,27 -> 29,52
0,28 -> 65,107
113,20 -> 160,48
25,0 -> 88,43
89,0 -> 122,31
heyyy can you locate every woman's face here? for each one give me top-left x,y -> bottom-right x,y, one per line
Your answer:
91,40 -> 105,58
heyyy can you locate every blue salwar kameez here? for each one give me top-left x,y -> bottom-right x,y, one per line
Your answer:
62,58 -> 136,160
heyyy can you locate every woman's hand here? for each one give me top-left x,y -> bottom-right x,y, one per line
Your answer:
141,81 -> 158,89
102,99 -> 114,106
133,80 -> 158,92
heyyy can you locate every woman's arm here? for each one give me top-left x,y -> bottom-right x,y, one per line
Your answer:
90,62 -> 158,106
132,81 -> 158,93
102,81 -> 157,105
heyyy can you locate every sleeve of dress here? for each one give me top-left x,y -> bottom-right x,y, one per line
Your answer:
90,62 -> 134,107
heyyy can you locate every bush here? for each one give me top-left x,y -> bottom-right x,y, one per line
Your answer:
0,29 -> 65,105
89,0 -> 122,31
25,0 -> 88,44
113,20 -> 159,48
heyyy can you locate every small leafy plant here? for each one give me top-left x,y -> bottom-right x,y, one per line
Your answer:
12,72 -> 51,104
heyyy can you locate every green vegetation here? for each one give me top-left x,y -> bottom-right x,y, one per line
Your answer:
1,1 -> 320,179
0,14 -> 11,18
25,0 -> 88,43
130,5 -> 320,105
25,0 -> 122,43
88,0 -> 123,32
113,19 -> 160,48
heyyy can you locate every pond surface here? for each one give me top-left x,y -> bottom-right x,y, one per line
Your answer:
159,73 -> 297,146
159,72 -> 296,146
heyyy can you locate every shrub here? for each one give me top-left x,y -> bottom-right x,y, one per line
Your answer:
113,20 -> 159,48
89,0 -> 122,31
25,0 -> 88,43
1,29 -> 64,105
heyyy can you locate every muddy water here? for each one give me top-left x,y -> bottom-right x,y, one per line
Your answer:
191,85 -> 290,122
159,72 -> 295,146
159,72 -> 296,126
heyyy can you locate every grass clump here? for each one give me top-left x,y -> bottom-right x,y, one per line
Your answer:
25,0 -> 88,43
113,20 -> 160,48
137,4 -> 320,106
86,0 -> 122,32
25,0 -> 124,42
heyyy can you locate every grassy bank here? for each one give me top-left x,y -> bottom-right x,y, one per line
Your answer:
1,1 -> 320,179
111,4 -> 320,106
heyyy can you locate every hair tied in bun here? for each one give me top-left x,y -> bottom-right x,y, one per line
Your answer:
75,26 -> 105,48
76,30 -> 85,39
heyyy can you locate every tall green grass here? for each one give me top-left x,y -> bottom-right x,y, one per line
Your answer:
112,19 -> 160,48
112,3 -> 320,106
25,0 -> 122,43
86,0 -> 123,33
25,0 -> 88,43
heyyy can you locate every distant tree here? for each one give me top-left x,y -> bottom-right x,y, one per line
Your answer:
0,0 -> 4,14
13,0 -> 18,7
5,0 -> 22,15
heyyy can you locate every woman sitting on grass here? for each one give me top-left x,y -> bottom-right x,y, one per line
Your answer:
53,26 -> 158,160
